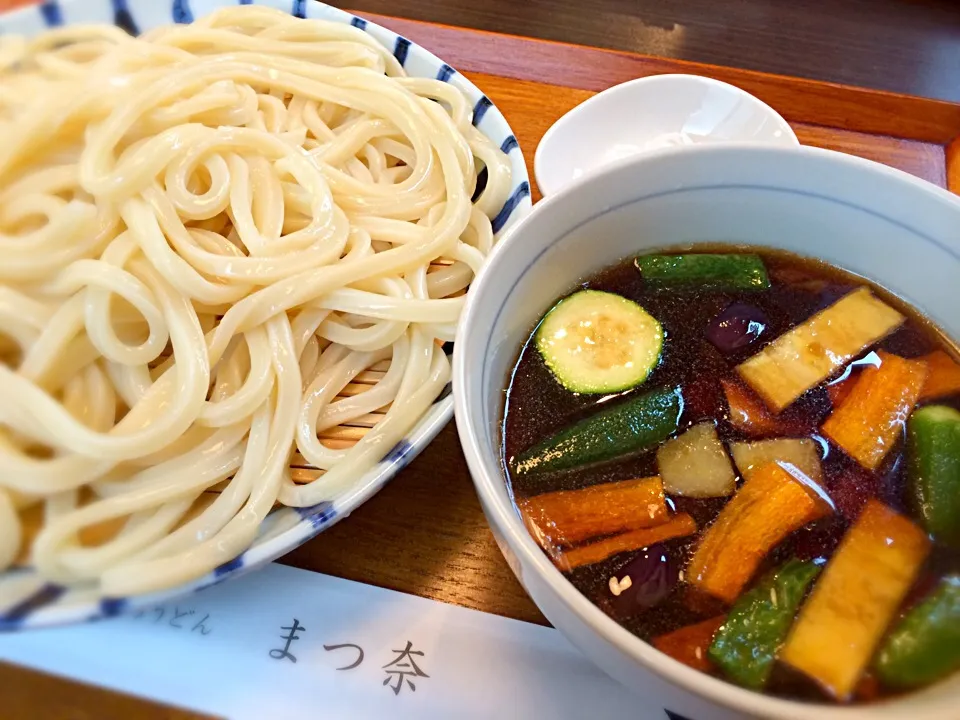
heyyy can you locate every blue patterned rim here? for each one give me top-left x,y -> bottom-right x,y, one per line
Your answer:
0,0 -> 531,629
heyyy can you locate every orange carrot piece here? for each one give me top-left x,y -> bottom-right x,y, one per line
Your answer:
721,379 -> 783,437
653,616 -> 727,672
780,500 -> 931,700
518,477 -> 667,550
687,462 -> 832,604
827,374 -> 857,407
821,351 -> 928,470
554,513 -> 697,571
918,349 -> 960,401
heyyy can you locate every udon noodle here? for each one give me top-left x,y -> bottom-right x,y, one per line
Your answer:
0,6 -> 512,596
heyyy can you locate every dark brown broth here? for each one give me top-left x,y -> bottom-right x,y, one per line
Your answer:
501,246 -> 960,703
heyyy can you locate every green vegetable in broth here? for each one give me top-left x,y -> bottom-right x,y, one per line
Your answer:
709,559 -> 821,690
635,253 -> 771,292
535,290 -> 663,394
908,405 -> 960,547
874,576 -> 960,689
513,386 -> 682,475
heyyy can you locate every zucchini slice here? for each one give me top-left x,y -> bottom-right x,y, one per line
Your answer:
535,290 -> 663,394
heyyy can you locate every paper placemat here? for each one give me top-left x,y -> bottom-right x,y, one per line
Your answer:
0,564 -> 736,719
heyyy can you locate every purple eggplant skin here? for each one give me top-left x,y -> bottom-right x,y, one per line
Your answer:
605,543 -> 680,619
706,303 -> 768,353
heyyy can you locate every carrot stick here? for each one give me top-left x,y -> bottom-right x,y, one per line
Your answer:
821,351 -> 928,470
518,477 -> 667,549
554,513 -> 697,571
686,462 -> 832,604
918,350 -> 960,401
653,616 -> 727,672
721,379 -> 783,437
781,500 -> 931,700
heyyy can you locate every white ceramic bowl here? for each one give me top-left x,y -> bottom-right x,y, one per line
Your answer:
534,74 -> 798,198
454,143 -> 960,719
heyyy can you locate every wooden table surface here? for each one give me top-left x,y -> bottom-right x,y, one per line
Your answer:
3,1 -> 960,718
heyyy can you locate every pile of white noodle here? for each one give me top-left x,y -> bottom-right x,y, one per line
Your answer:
0,6 -> 512,597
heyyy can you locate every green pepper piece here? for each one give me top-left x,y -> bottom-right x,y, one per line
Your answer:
635,254 -> 771,292
513,386 -> 682,475
708,559 -> 821,689
907,405 -> 960,547
874,576 -> 960,689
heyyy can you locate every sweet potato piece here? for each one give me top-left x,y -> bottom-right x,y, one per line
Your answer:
518,477 -> 667,549
653,616 -> 726,672
918,350 -> 960,401
721,379 -> 783,437
554,513 -> 697,571
686,462 -> 832,604
738,288 -> 904,411
780,500 -> 931,700
822,351 -> 927,470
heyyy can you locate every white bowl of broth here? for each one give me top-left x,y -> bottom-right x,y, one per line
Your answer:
453,143 -> 960,719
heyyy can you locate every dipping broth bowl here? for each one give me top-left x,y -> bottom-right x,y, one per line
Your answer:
453,144 -> 960,719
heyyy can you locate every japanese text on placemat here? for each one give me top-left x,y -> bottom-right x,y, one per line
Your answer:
269,618 -> 429,695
